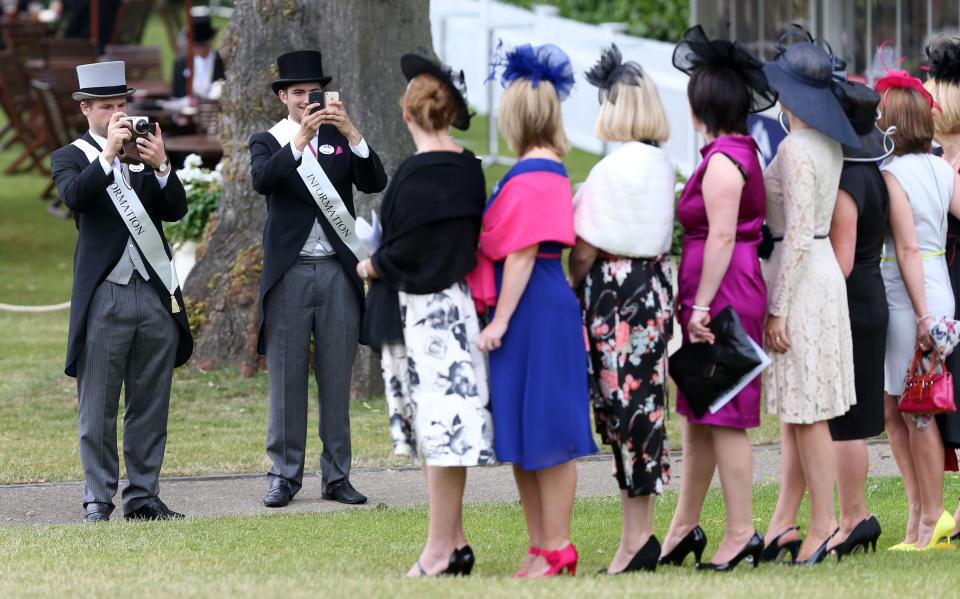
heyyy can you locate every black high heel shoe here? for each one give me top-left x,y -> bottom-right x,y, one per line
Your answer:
659,525 -> 708,566
795,529 -> 839,566
457,545 -> 475,576
760,526 -> 802,563
600,535 -> 661,574
833,517 -> 881,561
697,531 -> 763,572
413,549 -> 461,577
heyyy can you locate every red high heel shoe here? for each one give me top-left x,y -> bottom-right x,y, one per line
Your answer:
540,544 -> 578,577
512,547 -> 544,579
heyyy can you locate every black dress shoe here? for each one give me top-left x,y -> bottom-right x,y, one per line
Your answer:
83,503 -> 112,523
322,480 -> 367,505
697,531 -> 763,572
263,479 -> 292,508
659,525 -> 707,566
833,517 -> 881,561
124,498 -> 185,521
605,535 -> 661,574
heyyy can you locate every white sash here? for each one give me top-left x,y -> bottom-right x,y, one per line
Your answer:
72,138 -> 181,313
268,119 -> 368,261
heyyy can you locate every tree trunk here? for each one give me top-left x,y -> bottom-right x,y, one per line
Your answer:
184,0 -> 432,400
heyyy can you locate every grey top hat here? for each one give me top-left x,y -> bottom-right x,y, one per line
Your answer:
72,61 -> 136,101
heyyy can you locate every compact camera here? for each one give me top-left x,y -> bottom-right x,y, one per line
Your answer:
119,116 -> 156,165
123,116 -> 156,137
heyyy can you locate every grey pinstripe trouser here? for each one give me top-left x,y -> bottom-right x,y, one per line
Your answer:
76,274 -> 177,513
264,256 -> 360,495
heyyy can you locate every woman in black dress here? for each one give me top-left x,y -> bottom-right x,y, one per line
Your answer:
825,81 -> 888,557
924,37 -> 960,536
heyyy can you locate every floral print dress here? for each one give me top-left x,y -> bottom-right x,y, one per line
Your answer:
381,281 -> 495,467
584,255 -> 673,496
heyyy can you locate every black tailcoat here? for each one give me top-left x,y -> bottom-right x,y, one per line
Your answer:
171,52 -> 226,99
249,123 -> 388,353
52,132 -> 193,377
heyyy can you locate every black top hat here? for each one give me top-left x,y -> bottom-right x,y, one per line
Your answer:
271,50 -> 331,94
762,30 -> 860,148
400,51 -> 472,130
836,80 -> 887,161
193,15 -> 217,43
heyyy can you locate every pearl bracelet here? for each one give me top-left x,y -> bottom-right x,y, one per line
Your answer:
692,305 -> 711,313
915,313 -> 933,324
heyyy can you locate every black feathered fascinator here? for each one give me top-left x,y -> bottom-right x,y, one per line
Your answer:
672,24 -> 778,113
584,44 -> 644,104
926,37 -> 960,84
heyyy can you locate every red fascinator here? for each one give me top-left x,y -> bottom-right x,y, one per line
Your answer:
875,69 -> 939,109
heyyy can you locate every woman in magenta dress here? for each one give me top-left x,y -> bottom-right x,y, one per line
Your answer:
659,26 -> 776,571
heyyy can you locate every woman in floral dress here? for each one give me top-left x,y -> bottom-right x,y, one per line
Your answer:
570,44 -> 675,574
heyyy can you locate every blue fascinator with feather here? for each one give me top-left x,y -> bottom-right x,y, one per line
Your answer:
488,41 -> 575,101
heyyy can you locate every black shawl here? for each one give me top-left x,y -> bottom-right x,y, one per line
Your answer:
363,150 -> 486,349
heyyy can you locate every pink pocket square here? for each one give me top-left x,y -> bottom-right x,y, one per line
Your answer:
335,146 -> 344,155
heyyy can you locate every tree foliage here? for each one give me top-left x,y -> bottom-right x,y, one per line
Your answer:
502,0 -> 689,42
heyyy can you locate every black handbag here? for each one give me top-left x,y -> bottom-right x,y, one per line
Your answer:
669,306 -> 762,418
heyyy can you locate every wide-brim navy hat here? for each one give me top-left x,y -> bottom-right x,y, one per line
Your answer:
763,40 -> 860,148
271,50 -> 331,94
836,80 -> 887,160
401,52 -> 472,130
72,61 -> 135,101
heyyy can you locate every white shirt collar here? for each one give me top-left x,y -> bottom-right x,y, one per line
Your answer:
88,130 -> 108,151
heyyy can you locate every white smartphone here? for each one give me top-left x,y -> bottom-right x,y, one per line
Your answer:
324,90 -> 340,105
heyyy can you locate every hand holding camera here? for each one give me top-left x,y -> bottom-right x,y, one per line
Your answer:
317,95 -> 361,146
132,120 -> 168,172
102,112 -> 132,163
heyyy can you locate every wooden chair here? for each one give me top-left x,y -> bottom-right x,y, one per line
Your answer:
0,50 -> 48,176
42,39 -> 99,69
0,20 -> 49,69
109,0 -> 155,46
31,73 -> 80,206
102,45 -> 164,81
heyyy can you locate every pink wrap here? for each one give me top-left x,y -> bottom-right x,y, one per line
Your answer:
466,171 -> 575,311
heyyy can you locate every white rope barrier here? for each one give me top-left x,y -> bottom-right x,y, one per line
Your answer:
0,301 -> 71,313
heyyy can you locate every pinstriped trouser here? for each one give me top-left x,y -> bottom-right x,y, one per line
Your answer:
76,274 -> 177,513
264,256 -> 360,495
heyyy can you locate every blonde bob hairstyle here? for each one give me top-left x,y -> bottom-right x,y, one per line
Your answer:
924,78 -> 960,141
595,76 -> 670,144
497,79 -> 571,157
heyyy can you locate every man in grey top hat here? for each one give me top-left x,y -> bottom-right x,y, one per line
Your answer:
51,61 -> 193,522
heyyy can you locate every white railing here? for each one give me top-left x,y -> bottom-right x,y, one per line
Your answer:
430,0 -> 700,175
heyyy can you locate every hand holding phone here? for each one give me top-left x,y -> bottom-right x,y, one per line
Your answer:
308,90 -> 324,114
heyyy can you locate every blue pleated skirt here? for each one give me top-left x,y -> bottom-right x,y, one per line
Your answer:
489,247 -> 598,471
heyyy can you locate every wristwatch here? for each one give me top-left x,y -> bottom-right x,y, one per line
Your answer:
154,158 -> 170,174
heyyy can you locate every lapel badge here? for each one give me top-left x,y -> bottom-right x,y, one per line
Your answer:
318,144 -> 335,155
129,162 -> 146,173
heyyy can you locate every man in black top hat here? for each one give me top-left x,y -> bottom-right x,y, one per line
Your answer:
250,50 -> 387,507
172,15 -> 226,99
51,61 -> 192,523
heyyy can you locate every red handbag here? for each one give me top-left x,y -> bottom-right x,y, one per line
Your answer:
899,349 -> 957,414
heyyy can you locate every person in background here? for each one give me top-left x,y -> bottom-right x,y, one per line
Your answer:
876,69 -> 960,551
760,32 -> 858,566
660,25 -> 776,572
359,52 -> 492,577
172,14 -> 226,99
569,43 -> 674,574
824,80 -> 889,558
469,42 -> 598,579
923,36 -> 960,540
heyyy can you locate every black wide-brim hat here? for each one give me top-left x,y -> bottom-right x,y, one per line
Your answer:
836,80 -> 887,160
400,52 -> 472,130
763,42 -> 860,148
271,50 -> 331,94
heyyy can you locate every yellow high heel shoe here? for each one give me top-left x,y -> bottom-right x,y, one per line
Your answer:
917,512 -> 957,551
887,542 -> 916,551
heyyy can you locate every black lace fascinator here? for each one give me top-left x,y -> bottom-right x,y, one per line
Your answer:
926,37 -> 960,84
400,48 -> 473,130
584,44 -> 644,104
672,24 -> 778,113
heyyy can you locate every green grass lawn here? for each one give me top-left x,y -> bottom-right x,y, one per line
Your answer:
3,477 -> 960,597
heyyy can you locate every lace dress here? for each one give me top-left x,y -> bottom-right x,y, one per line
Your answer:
763,129 -> 856,423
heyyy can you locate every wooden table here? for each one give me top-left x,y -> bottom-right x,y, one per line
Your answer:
164,133 -> 223,168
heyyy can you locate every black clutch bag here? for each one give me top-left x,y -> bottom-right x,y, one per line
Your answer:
669,306 -> 762,418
